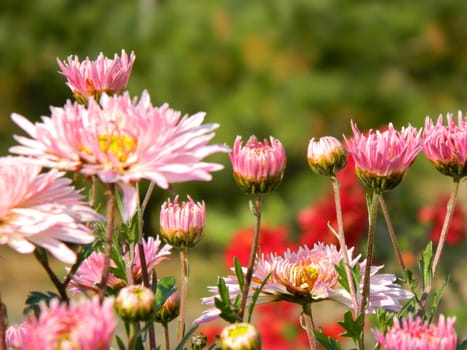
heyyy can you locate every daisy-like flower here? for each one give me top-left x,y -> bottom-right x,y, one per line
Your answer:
57,49 -> 136,103
0,156 -> 102,264
69,236 -> 171,293
374,314 -> 458,350
307,136 -> 347,177
344,121 -> 422,192
10,90 -> 229,222
423,112 -> 467,180
230,135 -> 286,194
21,297 -> 116,350
194,243 -> 413,325
159,195 -> 206,248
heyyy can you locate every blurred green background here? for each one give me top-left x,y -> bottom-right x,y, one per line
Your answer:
0,0 -> 466,338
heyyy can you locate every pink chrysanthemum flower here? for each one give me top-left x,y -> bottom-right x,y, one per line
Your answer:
344,121 -> 422,192
307,136 -> 347,177
229,135 -> 286,194
0,157 -> 102,264
194,243 -> 413,325
374,314 -> 458,350
159,195 -> 206,248
22,297 -> 116,350
69,236 -> 171,293
423,111 -> 467,180
57,49 -> 135,103
10,90 -> 229,222
5,324 -> 26,349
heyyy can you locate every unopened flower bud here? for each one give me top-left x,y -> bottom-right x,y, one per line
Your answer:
191,332 -> 208,349
160,196 -> 206,248
218,323 -> 261,350
230,135 -> 286,194
154,290 -> 180,325
115,285 -> 155,322
307,136 -> 347,176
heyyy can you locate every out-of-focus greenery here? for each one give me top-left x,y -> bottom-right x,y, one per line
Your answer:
1,0 -> 466,243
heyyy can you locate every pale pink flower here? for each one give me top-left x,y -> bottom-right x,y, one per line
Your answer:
344,121 -> 422,192
70,236 -> 171,293
374,314 -> 458,350
229,135 -> 286,194
307,136 -> 347,176
0,157 -> 102,264
57,49 -> 135,103
423,111 -> 467,180
194,243 -> 413,324
22,297 -> 116,350
5,324 -> 26,349
159,196 -> 206,248
10,90 -> 229,222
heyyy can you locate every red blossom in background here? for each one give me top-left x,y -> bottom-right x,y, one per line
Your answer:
298,155 -> 367,249
418,195 -> 467,245
224,225 -> 292,267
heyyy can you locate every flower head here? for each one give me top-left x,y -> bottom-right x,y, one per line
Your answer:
22,297 -> 116,350
115,285 -> 155,322
160,195 -> 206,248
154,289 -> 180,324
307,136 -> 347,176
344,121 -> 422,192
423,112 -> 467,180
57,49 -> 135,103
69,236 -> 171,294
0,156 -> 102,264
194,243 -> 413,325
5,324 -> 26,349
218,323 -> 262,350
374,314 -> 458,350
230,135 -> 286,194
10,91 -> 229,222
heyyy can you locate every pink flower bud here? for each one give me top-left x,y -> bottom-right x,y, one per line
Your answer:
154,290 -> 180,325
115,285 -> 155,322
307,136 -> 347,176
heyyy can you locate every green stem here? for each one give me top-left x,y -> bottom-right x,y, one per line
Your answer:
177,247 -> 189,343
379,195 -> 406,272
98,183 -> 116,304
431,179 -> 460,277
163,323 -> 170,350
0,293 -> 6,350
127,322 -> 138,350
360,191 -> 380,349
302,302 -> 317,350
238,194 -> 263,321
331,177 -> 359,316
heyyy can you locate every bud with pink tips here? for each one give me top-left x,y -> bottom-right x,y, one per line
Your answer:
307,136 -> 347,177
230,135 -> 286,194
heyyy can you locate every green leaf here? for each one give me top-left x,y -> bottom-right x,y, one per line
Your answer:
115,335 -> 126,350
23,291 -> 60,317
313,329 -> 341,350
247,272 -> 270,323
429,275 -> 450,323
233,257 -> 245,291
456,339 -> 467,350
154,276 -> 177,311
335,260 -> 349,293
337,311 -> 364,341
175,324 -> 199,350
419,242 -> 433,290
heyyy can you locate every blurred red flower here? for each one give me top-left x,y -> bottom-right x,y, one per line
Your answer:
418,195 -> 467,245
298,155 -> 367,249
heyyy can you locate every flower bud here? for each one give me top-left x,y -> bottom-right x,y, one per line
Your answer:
191,333 -> 208,349
160,196 -> 206,248
229,135 -> 286,194
218,323 -> 261,350
307,136 -> 347,176
115,285 -> 155,322
154,290 -> 180,325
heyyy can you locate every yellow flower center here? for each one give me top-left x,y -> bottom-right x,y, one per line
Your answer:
98,134 -> 137,163
291,265 -> 319,292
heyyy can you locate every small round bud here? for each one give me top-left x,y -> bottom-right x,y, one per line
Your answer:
160,196 -> 206,248
115,285 -> 155,322
230,135 -> 286,194
154,290 -> 180,325
307,136 -> 347,176
218,323 -> 261,350
191,332 -> 208,349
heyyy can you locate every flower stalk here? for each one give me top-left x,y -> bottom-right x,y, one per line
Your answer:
0,293 -> 5,350
238,194 -> 263,321
177,247 -> 189,342
301,302 -> 317,350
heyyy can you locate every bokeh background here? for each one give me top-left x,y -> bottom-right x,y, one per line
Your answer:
0,0 -> 466,346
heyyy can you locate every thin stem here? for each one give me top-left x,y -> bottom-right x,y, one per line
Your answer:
34,249 -> 68,302
301,302 -> 317,350
98,183 -> 116,303
378,195 -> 406,271
127,322 -> 138,350
63,246 -> 83,288
331,177 -> 359,316
0,293 -> 6,350
360,191 -> 380,348
431,179 -> 460,277
177,247 -> 189,343
163,323 -> 170,350
141,182 -> 155,216
238,194 -> 263,321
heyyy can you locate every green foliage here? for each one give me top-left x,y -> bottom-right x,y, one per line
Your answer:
154,276 -> 177,312
337,311 -> 364,347
214,277 -> 241,323
314,329 -> 341,350
23,290 -> 60,317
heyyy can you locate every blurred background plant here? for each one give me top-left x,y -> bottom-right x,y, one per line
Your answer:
0,0 -> 466,346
